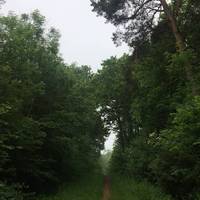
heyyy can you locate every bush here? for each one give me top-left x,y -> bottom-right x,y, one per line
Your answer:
0,182 -> 25,200
110,136 -> 156,181
111,176 -> 172,200
150,96 -> 200,198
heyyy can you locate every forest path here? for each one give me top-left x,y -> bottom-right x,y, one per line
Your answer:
102,176 -> 111,200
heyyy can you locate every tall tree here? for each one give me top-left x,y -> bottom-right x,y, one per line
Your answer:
91,0 -> 182,48
93,55 -> 136,151
91,0 -> 198,94
0,11 -> 107,195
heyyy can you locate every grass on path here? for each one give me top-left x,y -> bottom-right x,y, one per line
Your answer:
110,176 -> 173,200
37,173 -> 103,200
37,172 -> 173,200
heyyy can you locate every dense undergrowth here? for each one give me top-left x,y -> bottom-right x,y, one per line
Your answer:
110,176 -> 173,200
37,173 -> 103,200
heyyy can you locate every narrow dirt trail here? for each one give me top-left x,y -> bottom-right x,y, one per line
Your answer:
102,176 -> 111,200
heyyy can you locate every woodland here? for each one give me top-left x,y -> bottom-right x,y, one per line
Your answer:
0,0 -> 200,200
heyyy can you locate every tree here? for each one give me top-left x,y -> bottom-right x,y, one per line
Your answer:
93,55 -> 137,151
102,4 -> 200,197
0,11 -> 107,194
91,0 -> 198,94
150,96 -> 200,197
91,0 -> 182,48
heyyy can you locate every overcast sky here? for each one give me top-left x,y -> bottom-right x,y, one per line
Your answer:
1,0 -> 129,72
102,133 -> 116,153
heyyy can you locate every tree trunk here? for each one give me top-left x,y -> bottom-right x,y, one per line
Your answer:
117,117 -> 126,152
160,0 -> 185,51
160,0 -> 198,95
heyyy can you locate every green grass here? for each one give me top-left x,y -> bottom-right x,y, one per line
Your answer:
110,176 -> 173,200
37,172 -> 174,200
37,173 -> 103,200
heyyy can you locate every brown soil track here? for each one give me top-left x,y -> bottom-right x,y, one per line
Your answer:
102,176 -> 111,200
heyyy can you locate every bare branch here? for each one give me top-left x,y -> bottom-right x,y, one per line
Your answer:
119,0 -> 154,21
146,6 -> 164,12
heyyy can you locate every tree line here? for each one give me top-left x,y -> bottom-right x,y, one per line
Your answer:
91,0 -> 200,199
0,10 -> 107,199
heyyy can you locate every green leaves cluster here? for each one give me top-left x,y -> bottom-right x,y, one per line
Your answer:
0,11 -> 106,197
92,1 -> 200,199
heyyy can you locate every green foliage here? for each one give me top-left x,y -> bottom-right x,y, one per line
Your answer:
111,176 -> 172,200
93,55 -> 136,150
37,173 -> 103,200
150,96 -> 200,198
90,0 -> 167,47
0,11 -> 106,195
93,3 -> 200,197
106,50 -> 200,198
0,182 -> 25,200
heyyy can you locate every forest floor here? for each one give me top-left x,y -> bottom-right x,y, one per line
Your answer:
37,173 -> 103,200
110,176 -> 172,200
102,176 -> 111,200
37,174 -> 172,200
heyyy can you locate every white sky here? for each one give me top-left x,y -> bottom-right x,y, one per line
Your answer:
1,0 -> 129,72
104,132 -> 116,152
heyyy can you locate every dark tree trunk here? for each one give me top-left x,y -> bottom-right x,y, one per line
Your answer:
160,0 -> 198,95
117,117 -> 126,152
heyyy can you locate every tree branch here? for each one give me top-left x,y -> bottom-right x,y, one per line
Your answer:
119,0 -> 153,21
